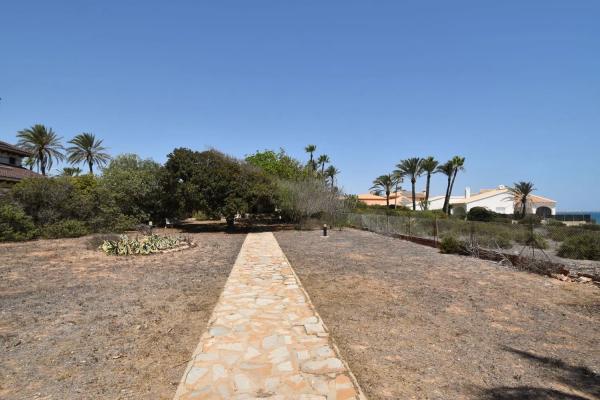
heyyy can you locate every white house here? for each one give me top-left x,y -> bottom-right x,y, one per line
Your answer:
427,185 -> 557,217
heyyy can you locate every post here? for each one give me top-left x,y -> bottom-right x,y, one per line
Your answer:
433,216 -> 438,245
323,223 -> 328,237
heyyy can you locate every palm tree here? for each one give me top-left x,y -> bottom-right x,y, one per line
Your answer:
395,158 -> 423,210
370,174 -> 400,208
17,124 -> 64,176
305,144 -> 317,170
60,167 -> 82,176
437,160 -> 454,215
508,181 -> 535,219
391,172 -> 404,209
420,156 -> 438,210
317,154 -> 330,174
447,156 -> 465,214
325,165 -> 339,187
67,133 -> 111,174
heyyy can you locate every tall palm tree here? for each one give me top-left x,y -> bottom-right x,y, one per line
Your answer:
317,154 -> 330,174
17,124 -> 64,176
305,144 -> 317,170
395,158 -> 423,210
420,156 -> 439,210
370,174 -> 400,208
437,160 -> 454,215
508,181 -> 535,219
67,133 -> 111,174
325,165 -> 339,188
447,156 -> 465,214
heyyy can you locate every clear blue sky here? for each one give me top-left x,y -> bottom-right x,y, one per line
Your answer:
1,1 -> 598,210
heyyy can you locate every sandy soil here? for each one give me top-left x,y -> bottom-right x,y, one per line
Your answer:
0,231 -> 245,400
275,229 -> 600,400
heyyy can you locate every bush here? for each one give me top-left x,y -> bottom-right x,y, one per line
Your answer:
0,202 -> 37,241
557,233 -> 600,260
42,219 -> 89,239
439,236 -> 466,254
546,219 -> 566,227
514,232 -> 548,249
467,207 -> 494,222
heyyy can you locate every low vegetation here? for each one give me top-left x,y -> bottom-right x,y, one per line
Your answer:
100,234 -> 191,256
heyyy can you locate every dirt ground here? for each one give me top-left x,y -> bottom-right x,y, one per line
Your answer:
275,229 -> 600,400
0,230 -> 245,400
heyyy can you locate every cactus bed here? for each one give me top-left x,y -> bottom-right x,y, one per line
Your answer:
100,234 -> 193,255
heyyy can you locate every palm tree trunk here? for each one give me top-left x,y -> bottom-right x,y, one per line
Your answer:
411,179 -> 416,211
424,173 -> 431,210
522,198 -> 527,219
442,176 -> 451,214
386,190 -> 390,208
88,161 -> 94,175
447,170 -> 459,215
321,164 -> 324,175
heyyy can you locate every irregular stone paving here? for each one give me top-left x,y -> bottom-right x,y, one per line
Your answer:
174,232 -> 365,400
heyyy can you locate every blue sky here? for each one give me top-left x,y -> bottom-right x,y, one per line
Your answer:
1,1 -> 599,210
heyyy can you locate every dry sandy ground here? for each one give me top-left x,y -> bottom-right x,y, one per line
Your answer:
0,231 -> 245,399
275,229 -> 600,400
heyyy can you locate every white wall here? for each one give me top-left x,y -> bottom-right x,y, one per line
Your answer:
465,192 -> 515,214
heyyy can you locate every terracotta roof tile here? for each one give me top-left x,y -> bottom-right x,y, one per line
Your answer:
0,164 -> 41,181
0,141 -> 31,157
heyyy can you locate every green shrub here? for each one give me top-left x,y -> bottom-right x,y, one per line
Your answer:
546,219 -> 566,227
517,215 -> 542,226
557,233 -> 600,260
514,232 -> 548,249
439,236 -> 466,254
0,202 -> 37,241
42,219 -> 89,239
467,207 -> 494,222
193,210 -> 208,221
579,223 -> 600,231
101,234 -> 188,256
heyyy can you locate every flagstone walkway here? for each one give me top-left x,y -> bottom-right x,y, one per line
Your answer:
174,232 -> 365,400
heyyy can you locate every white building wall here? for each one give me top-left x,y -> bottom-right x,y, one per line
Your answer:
464,192 -> 515,214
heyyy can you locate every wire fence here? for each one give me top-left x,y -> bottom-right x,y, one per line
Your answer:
342,213 -> 600,279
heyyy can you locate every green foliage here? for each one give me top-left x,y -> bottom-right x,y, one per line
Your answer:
162,148 -> 275,226
518,215 -> 542,225
0,202 -> 38,241
557,232 -> 600,260
101,234 -> 187,256
101,154 -> 163,223
67,132 -> 111,174
43,219 -> 89,239
276,178 -> 347,224
545,219 -> 566,227
245,149 -> 304,180
467,207 -> 494,222
439,236 -> 466,254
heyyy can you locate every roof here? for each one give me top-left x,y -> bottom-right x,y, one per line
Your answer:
0,164 -> 41,182
357,193 -> 385,200
449,188 -> 556,205
0,141 -> 31,157
528,194 -> 556,204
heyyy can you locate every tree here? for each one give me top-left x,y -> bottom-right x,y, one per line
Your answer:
325,165 -> 339,187
102,154 -> 163,222
370,174 -> 400,207
395,158 -> 423,210
16,124 -> 64,176
67,133 -> 111,174
420,156 -> 438,210
317,154 -> 330,174
305,144 -> 317,170
508,181 -> 535,219
391,172 -> 404,209
162,148 -> 274,227
60,167 -> 82,176
447,156 -> 466,215
437,160 -> 454,215
245,149 -> 304,180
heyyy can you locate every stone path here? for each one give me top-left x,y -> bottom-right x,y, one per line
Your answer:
173,232 -> 365,400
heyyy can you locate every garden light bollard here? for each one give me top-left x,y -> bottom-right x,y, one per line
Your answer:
323,224 -> 328,237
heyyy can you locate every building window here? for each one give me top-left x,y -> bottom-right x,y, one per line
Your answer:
9,157 -> 16,165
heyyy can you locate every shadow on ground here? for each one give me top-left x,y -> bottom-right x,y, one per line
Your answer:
478,347 -> 600,400
176,219 -> 295,234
